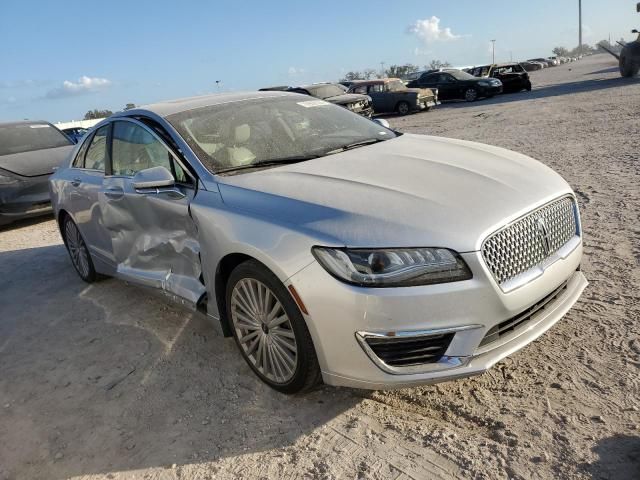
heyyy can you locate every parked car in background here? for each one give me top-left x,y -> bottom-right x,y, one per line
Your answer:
286,83 -> 373,117
521,61 -> 544,72
0,121 -> 74,225
468,63 -> 532,92
547,56 -> 560,66
62,127 -> 89,144
407,69 -> 502,102
402,69 -> 438,85
50,91 -> 587,393
528,58 -> 553,67
347,78 -> 438,115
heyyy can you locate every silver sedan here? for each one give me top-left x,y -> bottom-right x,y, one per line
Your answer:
50,91 -> 587,393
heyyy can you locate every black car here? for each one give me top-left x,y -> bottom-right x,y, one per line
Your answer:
407,69 -> 502,102
0,121 -> 74,225
468,63 -> 532,93
286,83 -> 374,117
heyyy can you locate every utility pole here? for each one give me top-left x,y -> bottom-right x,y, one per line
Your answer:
491,40 -> 496,64
578,0 -> 582,54
215,80 -> 222,91
380,61 -> 386,77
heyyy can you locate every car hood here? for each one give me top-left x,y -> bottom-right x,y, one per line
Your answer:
0,145 -> 73,177
326,93 -> 370,105
217,134 -> 573,252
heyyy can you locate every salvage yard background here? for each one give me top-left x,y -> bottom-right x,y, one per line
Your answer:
0,54 -> 638,480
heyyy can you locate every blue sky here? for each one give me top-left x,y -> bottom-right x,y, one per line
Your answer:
0,0 -> 634,122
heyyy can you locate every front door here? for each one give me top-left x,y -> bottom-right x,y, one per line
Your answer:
99,119 -> 205,307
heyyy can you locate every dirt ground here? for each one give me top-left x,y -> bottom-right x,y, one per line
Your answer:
1,54 -> 638,480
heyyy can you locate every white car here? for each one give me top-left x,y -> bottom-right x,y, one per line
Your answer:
50,92 -> 588,392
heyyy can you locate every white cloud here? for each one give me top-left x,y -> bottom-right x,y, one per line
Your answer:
45,76 -> 112,99
288,66 -> 305,77
408,16 -> 463,44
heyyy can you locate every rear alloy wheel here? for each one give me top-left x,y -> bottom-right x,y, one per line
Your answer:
396,101 -> 410,115
226,260 -> 321,394
63,216 -> 96,282
464,88 -> 478,102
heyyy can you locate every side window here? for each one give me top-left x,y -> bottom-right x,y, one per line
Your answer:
84,125 -> 109,171
111,121 -> 189,183
351,85 -> 367,94
72,135 -> 91,168
369,84 -> 384,93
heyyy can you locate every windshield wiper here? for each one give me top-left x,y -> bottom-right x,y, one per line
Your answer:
325,137 -> 386,155
215,154 -> 322,174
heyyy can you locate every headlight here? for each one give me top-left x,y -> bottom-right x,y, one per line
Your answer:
312,247 -> 472,287
0,174 -> 19,185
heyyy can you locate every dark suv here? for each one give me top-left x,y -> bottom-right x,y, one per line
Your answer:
468,63 -> 532,93
407,69 -> 502,102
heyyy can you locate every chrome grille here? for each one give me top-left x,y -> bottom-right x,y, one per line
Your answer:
482,196 -> 578,286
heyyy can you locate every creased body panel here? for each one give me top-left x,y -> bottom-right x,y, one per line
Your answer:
99,177 -> 205,305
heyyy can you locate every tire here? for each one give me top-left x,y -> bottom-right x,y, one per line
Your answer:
396,101 -> 410,115
619,57 -> 640,77
226,260 -> 321,394
62,215 -> 97,283
525,81 -> 532,91
464,88 -> 478,102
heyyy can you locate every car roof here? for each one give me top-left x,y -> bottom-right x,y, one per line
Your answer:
0,120 -> 50,128
129,90 -> 294,118
349,78 -> 402,85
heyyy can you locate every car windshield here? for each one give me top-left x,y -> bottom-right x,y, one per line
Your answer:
305,84 -> 345,99
445,70 -> 478,81
386,80 -> 407,91
167,96 -> 397,174
0,122 -> 72,156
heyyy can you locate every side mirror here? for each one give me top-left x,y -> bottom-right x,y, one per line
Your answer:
132,166 -> 175,189
373,118 -> 390,129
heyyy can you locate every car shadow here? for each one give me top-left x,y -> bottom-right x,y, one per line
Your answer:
0,213 -> 54,232
0,244 -> 360,479
581,434 -> 640,480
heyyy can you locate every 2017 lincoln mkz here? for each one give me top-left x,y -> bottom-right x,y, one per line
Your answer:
50,91 -> 587,393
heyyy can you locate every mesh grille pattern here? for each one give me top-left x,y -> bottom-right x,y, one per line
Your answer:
482,197 -> 577,285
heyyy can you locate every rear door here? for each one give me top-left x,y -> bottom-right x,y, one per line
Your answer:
366,84 -> 392,112
66,125 -> 115,269
99,118 -> 205,307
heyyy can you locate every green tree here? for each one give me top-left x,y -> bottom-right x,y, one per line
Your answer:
384,64 -> 419,79
123,103 -> 136,111
83,109 -> 113,120
552,46 -> 570,57
341,71 -> 364,81
428,60 -> 452,70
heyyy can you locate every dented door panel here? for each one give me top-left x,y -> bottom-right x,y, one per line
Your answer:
99,176 -> 205,306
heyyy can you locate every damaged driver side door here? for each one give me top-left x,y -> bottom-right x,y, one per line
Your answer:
99,119 -> 206,308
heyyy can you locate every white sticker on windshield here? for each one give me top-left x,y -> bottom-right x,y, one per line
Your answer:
297,100 -> 330,108
29,124 -> 50,129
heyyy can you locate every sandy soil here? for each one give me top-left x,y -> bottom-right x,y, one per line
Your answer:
0,54 -> 638,480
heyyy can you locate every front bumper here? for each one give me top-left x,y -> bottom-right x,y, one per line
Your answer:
480,85 -> 503,96
0,177 -> 52,225
289,241 -> 586,390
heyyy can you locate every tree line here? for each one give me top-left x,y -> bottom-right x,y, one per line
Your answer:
341,60 -> 452,82
82,103 -> 136,120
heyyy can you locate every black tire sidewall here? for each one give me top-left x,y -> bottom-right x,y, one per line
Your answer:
465,88 -> 478,101
63,216 -> 96,283
396,101 -> 410,115
225,260 -> 320,394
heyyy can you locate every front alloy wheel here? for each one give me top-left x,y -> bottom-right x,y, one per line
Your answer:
465,88 -> 478,102
226,260 -> 321,393
396,101 -> 410,115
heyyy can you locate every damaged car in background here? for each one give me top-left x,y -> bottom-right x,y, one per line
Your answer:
261,83 -> 373,117
347,78 -> 438,115
50,91 -> 587,393
0,121 -> 74,225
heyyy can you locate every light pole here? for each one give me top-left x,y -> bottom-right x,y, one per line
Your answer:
491,40 -> 496,64
578,0 -> 582,55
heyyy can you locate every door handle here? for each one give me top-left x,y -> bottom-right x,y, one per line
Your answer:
104,186 -> 124,199
71,177 -> 82,187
